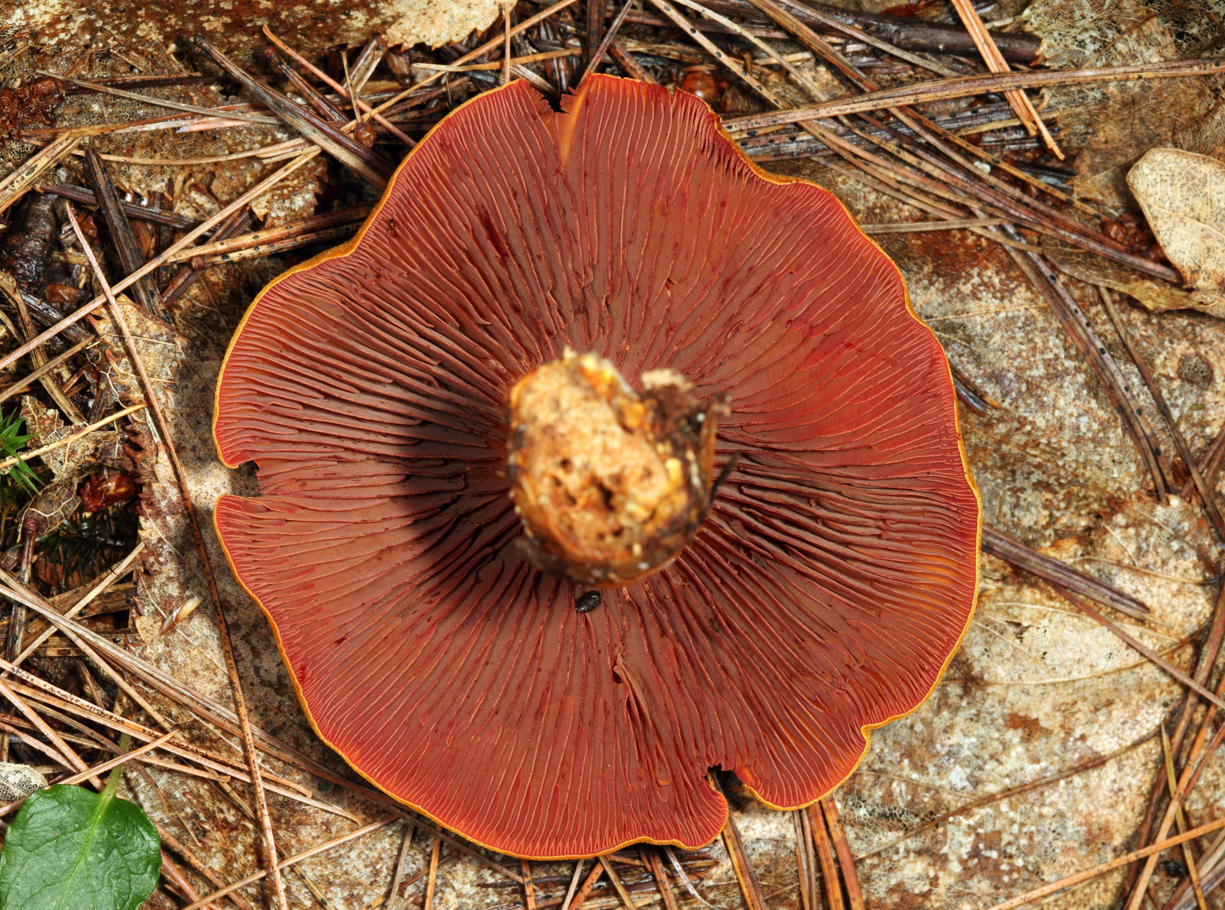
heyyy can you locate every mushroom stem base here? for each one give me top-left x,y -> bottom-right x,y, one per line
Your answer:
507,350 -> 723,586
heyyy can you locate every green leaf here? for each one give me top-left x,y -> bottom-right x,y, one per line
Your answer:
0,783 -> 160,910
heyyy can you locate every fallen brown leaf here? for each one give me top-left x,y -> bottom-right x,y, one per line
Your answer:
1045,240 -> 1225,320
1128,148 -> 1225,307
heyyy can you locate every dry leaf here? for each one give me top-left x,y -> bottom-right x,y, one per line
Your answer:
0,764 -> 47,802
88,296 -> 183,399
1045,239 -> 1225,319
18,398 -> 125,479
1127,148 -> 1225,307
1022,0 -> 1225,209
249,157 -> 328,226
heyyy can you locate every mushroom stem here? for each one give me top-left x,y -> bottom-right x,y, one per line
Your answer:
507,350 -> 725,586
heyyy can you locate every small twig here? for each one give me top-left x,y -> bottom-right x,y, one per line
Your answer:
586,0 -> 606,75
60,72 -> 213,90
157,822 -> 232,907
1002,237 -> 1174,501
807,805 -> 845,910
597,855 -> 640,909
0,675 -> 100,782
948,0 -> 1061,156
0,403 -> 145,473
159,208 -> 256,309
793,811 -> 818,910
157,848 -> 208,906
821,798 -> 865,910
1166,839 -> 1225,910
0,582 -> 406,808
348,36 -> 386,96
653,0 -> 1172,289
1160,730 -> 1210,910
50,73 -> 277,124
559,860 -> 588,910
36,182 -> 198,228
78,138 -> 310,167
872,113 -> 1173,278
750,0 -> 1039,63
863,216 -> 1010,234
48,730 -> 178,788
1126,582 -> 1225,895
161,209 -> 362,266
951,364 -> 1001,414
151,185 -> 180,298
0,149 -> 322,375
261,26 -> 415,147
194,37 -> 392,188
66,206 -> 289,910
83,149 -> 166,320
0,661 -> 347,817
385,820 -> 416,908
1096,287 -> 1225,541
0,135 -> 80,215
1184,421 -> 1225,501
1,276 -> 84,423
21,103 -> 266,141
339,54 -> 368,147
0,337 -> 95,407
17,289 -> 93,344
415,48 -> 582,72
503,5 -> 514,85
355,0 -> 584,121
641,848 -> 680,910
423,835 -> 441,910
671,0 -> 827,97
608,42 -> 658,83
506,63 -> 558,95
768,0 -> 957,77
162,206 -> 367,264
1124,691 -> 1225,909
721,59 -> 1225,133
180,818 -> 398,909
992,815 -> 1225,910
173,225 -> 355,266
981,524 -> 1150,620
567,858 -> 608,910
622,8 -> 790,38
729,0 -> 1076,221
522,859 -> 538,910
7,575 -> 368,791
0,574 -> 182,754
715,788 -> 767,910
579,0 -> 637,83
757,31 -> 1180,282
13,542 -> 145,666
267,50 -> 348,125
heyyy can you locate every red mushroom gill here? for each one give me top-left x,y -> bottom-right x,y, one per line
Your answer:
213,74 -> 981,860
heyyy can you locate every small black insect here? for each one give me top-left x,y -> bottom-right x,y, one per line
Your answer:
1161,860 -> 1187,878
575,590 -> 602,613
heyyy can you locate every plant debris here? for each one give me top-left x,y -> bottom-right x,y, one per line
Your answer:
1128,148 -> 1225,309
0,0 -> 1224,906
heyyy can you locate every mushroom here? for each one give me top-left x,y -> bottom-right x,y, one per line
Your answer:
213,74 -> 980,859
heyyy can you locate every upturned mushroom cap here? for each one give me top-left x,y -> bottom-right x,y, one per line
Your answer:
213,74 -> 980,860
